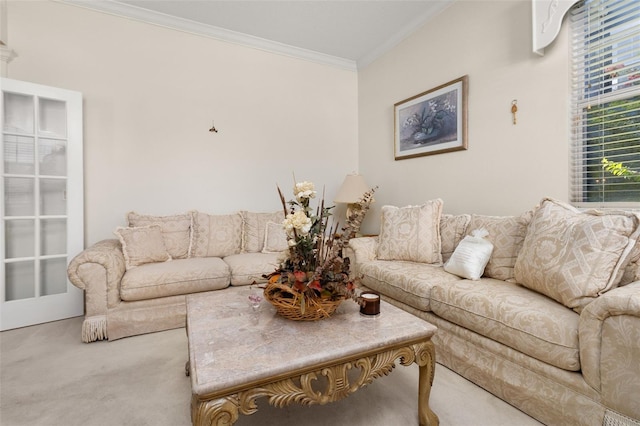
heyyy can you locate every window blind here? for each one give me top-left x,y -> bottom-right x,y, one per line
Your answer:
570,0 -> 640,205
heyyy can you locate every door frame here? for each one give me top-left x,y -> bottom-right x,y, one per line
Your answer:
1,78 -> 84,331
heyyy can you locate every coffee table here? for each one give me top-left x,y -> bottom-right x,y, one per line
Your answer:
186,287 -> 439,425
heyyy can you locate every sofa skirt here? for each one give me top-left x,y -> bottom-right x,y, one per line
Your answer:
379,295 -> 607,426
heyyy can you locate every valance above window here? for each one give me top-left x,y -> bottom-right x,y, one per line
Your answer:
532,0 -> 580,55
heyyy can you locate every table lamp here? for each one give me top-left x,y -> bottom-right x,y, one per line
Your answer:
334,173 -> 371,233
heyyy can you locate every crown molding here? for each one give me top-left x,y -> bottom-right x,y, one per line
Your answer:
57,0 -> 358,71
356,1 -> 453,69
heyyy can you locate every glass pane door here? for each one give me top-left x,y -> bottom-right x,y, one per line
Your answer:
1,78 -> 83,330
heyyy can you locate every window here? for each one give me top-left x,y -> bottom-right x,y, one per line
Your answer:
570,0 -> 640,205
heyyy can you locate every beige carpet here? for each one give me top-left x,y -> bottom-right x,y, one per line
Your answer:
0,316 -> 541,426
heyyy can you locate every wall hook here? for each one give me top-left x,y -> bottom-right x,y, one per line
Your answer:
209,120 -> 218,133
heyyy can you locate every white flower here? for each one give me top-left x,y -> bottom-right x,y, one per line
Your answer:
294,181 -> 316,201
283,210 -> 312,236
403,113 -> 420,128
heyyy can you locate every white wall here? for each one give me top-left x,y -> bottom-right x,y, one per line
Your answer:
358,0 -> 570,234
6,1 -> 359,244
7,0 -> 575,240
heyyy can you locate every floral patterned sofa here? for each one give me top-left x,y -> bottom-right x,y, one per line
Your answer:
67,210 -> 288,343
348,198 -> 640,426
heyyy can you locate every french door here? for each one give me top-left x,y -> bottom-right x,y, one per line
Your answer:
1,78 -> 84,330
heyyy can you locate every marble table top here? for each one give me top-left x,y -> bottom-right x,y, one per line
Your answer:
187,286 -> 437,398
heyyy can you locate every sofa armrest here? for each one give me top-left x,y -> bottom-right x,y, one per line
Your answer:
348,237 -> 378,261
579,281 -> 640,419
67,239 -> 126,342
347,237 -> 378,274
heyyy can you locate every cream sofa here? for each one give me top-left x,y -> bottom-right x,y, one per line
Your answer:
67,210 -> 287,342
348,198 -> 640,426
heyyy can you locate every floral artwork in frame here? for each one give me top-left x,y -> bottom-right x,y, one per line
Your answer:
394,75 -> 468,160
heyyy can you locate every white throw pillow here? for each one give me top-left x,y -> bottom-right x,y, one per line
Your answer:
440,213 -> 471,263
444,229 -> 494,280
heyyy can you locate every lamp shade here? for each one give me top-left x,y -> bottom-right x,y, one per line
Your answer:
334,174 -> 370,204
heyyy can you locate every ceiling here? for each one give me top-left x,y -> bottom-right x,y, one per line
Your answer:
65,0 -> 454,70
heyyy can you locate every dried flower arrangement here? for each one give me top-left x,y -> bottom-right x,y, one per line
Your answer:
264,180 -> 376,320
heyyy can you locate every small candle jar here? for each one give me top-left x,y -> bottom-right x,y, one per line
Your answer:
360,292 -> 380,316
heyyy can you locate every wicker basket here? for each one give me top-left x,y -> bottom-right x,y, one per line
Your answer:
264,282 -> 344,321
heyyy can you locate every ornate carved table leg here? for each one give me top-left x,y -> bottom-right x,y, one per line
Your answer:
414,341 -> 439,426
192,395 -> 240,426
190,341 -> 438,425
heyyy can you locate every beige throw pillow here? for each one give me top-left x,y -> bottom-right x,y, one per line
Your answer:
127,212 -> 192,259
514,198 -> 640,312
262,221 -> 288,253
466,211 -> 533,281
114,225 -> 172,270
191,211 -> 243,258
619,239 -> 640,286
242,211 -> 285,253
440,214 -> 471,263
377,199 -> 443,264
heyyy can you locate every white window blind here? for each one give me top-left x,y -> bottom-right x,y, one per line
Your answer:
570,0 -> 640,205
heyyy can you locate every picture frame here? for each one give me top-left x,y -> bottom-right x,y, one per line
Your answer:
394,75 -> 468,160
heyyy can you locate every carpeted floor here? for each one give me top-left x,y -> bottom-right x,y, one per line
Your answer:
0,316 -> 541,426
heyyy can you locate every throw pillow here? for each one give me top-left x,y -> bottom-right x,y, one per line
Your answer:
466,211 -> 533,281
241,211 -> 285,253
114,225 -> 172,270
127,212 -> 192,259
376,199 -> 443,264
514,198 -> 640,312
444,229 -> 494,280
191,211 -> 243,258
440,214 -> 471,263
262,221 -> 288,253
619,239 -> 640,286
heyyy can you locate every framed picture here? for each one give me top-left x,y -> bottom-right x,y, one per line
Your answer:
394,75 -> 468,160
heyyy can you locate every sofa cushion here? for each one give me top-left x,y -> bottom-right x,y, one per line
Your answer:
466,211 -> 532,281
120,257 -> 230,301
431,278 -> 581,371
127,211 -> 193,259
377,199 -> 443,264
262,221 -> 288,253
224,252 -> 282,286
440,214 -> 471,263
242,211 -> 285,253
114,225 -> 172,270
514,198 -> 640,312
358,260 -> 461,312
191,211 -> 243,258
